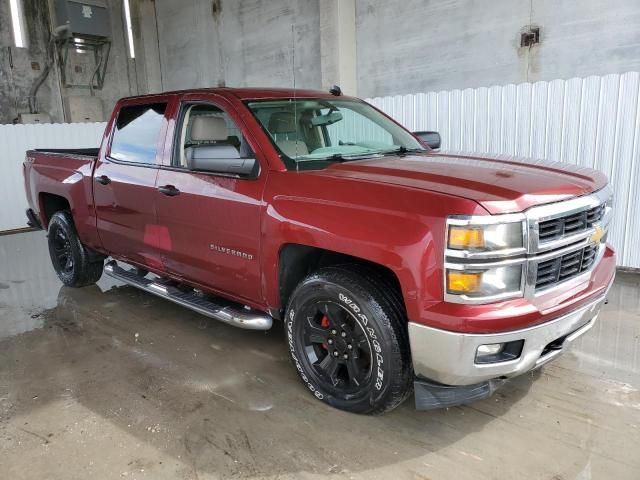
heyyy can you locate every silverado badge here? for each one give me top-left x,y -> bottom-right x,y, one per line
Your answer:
210,244 -> 254,260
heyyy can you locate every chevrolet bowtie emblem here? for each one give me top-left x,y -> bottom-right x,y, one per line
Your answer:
590,224 -> 605,243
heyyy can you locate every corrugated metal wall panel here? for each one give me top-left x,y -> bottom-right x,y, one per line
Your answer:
0,122 -> 106,232
367,73 -> 640,268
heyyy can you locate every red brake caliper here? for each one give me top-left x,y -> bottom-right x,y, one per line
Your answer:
320,315 -> 330,350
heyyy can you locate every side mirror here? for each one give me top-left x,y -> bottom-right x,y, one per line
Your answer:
186,144 -> 258,177
413,131 -> 441,150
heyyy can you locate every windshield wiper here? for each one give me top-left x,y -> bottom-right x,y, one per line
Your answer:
323,152 -> 383,162
384,146 -> 426,156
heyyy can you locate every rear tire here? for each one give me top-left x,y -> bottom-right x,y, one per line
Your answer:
47,211 -> 104,287
285,265 -> 413,414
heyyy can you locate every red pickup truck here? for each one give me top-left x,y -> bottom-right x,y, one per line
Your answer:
23,87 -> 616,414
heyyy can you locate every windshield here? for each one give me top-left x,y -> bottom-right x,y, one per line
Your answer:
246,98 -> 425,170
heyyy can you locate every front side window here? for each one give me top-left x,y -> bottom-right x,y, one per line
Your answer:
110,103 -> 167,164
246,98 -> 425,170
174,103 -> 253,168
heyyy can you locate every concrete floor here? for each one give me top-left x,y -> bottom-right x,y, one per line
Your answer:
0,231 -> 638,480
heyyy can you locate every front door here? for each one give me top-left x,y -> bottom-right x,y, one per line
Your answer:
94,100 -> 170,270
154,97 -> 266,304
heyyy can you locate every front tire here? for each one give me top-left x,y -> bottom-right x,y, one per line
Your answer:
47,211 -> 104,287
285,265 -> 413,414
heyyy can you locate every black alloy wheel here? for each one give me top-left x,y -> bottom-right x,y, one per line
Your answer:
51,227 -> 74,274
300,300 -> 373,395
47,211 -> 104,287
285,265 -> 413,414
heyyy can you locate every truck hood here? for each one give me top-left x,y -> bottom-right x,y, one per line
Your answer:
318,152 -> 608,214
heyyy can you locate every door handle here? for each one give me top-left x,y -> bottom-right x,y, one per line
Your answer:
158,185 -> 180,197
95,175 -> 111,185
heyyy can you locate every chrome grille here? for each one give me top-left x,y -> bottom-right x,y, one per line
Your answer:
538,204 -> 606,243
535,243 -> 599,290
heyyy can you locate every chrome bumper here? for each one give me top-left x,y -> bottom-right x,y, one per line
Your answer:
409,291 -> 609,386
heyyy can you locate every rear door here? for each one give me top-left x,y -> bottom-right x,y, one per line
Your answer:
93,98 -> 172,270
154,94 -> 267,304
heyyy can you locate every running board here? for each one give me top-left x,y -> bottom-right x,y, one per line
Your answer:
104,261 -> 272,330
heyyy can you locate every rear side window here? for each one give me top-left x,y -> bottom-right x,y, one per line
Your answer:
110,103 -> 167,164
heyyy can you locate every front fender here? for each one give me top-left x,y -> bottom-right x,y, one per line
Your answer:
261,171 -> 485,324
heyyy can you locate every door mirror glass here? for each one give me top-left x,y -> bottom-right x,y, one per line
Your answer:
186,144 -> 258,176
414,131 -> 441,150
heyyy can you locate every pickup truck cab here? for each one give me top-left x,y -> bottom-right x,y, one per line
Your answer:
23,87 -> 616,414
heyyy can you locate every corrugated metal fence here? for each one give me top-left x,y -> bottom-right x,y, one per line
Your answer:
367,72 -> 640,269
0,122 -> 106,232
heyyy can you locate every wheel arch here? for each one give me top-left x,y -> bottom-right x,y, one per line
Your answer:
277,243 -> 407,321
38,192 -> 71,229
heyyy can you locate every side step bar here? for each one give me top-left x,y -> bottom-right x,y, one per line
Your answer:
104,261 -> 273,330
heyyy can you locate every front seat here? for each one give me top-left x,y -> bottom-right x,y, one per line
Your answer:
268,112 -> 309,157
184,116 -> 233,168
190,116 -> 229,144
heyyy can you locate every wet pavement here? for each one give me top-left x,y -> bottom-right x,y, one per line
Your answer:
0,230 -> 639,480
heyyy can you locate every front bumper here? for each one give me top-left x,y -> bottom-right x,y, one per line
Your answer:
411,289 -> 610,409
409,290 -> 608,388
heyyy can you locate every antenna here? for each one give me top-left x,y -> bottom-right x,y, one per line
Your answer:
291,23 -> 298,172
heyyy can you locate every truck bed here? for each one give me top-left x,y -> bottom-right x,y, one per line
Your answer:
32,148 -> 100,158
23,149 -> 99,234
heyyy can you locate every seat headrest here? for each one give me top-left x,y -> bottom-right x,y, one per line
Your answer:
191,116 -> 228,141
268,112 -> 297,134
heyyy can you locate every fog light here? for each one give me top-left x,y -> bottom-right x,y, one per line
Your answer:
477,343 -> 503,356
475,340 -> 524,364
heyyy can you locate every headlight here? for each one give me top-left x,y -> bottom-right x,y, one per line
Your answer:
446,265 -> 523,298
445,215 -> 526,304
447,222 -> 524,252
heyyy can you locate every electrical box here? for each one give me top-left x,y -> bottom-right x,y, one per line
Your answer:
65,96 -> 104,122
54,0 -> 111,39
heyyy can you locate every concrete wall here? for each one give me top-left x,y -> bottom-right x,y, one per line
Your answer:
530,0 -> 640,81
129,0 -> 162,94
0,0 -> 137,124
0,0 -> 64,123
153,0 -> 322,91
356,0 -> 640,98
3,0 -> 640,121
319,0 -> 357,95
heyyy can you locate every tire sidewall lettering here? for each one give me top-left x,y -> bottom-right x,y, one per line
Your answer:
337,292 -> 385,391
287,308 -> 324,400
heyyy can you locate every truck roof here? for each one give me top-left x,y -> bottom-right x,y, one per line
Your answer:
119,87 -> 346,102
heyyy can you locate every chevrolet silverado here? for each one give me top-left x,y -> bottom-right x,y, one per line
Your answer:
23,87 -> 616,414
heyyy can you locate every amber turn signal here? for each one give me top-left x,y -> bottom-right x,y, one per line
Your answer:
448,226 -> 485,250
447,271 -> 482,294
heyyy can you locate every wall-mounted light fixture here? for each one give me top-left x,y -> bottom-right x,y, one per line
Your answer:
9,0 -> 28,49
123,0 -> 135,58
